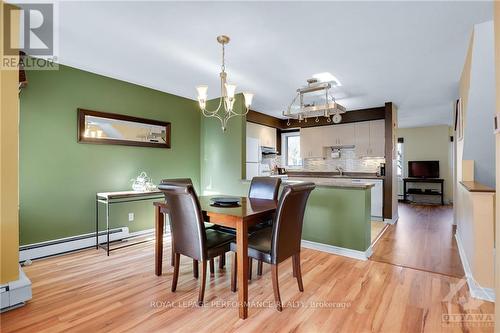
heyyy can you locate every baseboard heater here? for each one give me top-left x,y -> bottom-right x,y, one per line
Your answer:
0,266 -> 32,312
19,227 -> 131,262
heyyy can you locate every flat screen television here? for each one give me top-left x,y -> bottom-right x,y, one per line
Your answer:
408,161 -> 439,178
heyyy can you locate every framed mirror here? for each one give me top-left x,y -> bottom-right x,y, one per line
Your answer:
77,108 -> 171,148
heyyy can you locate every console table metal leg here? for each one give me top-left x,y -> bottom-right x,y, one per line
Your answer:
95,195 -> 99,249
106,200 -> 110,256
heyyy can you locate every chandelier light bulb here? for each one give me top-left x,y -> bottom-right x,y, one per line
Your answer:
196,85 -> 208,101
225,83 -> 237,99
243,92 -> 254,108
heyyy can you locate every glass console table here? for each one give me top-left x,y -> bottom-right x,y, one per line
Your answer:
96,190 -> 164,256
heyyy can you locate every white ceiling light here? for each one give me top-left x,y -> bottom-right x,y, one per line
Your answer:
312,72 -> 341,86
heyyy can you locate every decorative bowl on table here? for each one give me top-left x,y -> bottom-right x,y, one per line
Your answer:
210,197 -> 241,207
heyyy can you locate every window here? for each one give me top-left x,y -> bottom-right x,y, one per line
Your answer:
282,132 -> 301,167
396,139 -> 404,198
396,141 -> 404,177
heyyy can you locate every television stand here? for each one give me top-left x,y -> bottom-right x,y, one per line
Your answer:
403,178 -> 444,205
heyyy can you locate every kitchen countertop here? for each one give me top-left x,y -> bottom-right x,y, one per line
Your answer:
460,181 -> 495,193
285,170 -> 384,180
282,177 -> 375,190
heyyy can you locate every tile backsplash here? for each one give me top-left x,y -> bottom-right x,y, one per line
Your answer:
302,149 -> 385,173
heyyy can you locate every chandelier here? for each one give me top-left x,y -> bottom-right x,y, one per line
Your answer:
196,35 -> 254,131
282,78 -> 346,126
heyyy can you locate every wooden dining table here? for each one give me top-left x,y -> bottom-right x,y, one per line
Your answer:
154,196 -> 277,319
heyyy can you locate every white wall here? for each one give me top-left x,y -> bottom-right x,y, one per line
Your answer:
398,125 -> 453,203
454,19 -> 496,299
462,20 -> 496,188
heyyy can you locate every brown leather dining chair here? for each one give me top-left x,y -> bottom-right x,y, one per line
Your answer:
160,178 -> 220,277
215,176 -> 282,279
230,182 -> 315,311
158,182 -> 235,306
248,176 -> 282,201
247,176 -> 281,278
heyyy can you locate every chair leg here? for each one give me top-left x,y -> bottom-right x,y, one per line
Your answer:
271,264 -> 282,311
170,239 -> 175,267
209,258 -> 215,276
248,258 -> 253,280
231,253 -> 237,292
293,253 -> 304,292
171,253 -> 180,292
198,260 -> 207,306
218,254 -> 225,270
193,259 -> 198,279
292,255 -> 297,278
257,260 -> 263,276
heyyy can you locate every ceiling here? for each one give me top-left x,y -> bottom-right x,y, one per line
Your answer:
53,1 -> 493,128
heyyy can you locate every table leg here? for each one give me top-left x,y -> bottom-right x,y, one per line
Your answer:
236,219 -> 248,319
155,205 -> 164,276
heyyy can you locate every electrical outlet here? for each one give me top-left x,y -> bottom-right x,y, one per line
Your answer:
128,213 -> 134,222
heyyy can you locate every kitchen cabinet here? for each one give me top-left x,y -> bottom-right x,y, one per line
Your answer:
260,125 -> 276,148
354,122 -> 370,156
323,123 -> 355,146
354,120 -> 385,157
246,122 -> 276,148
300,127 -> 324,158
352,178 -> 384,218
369,120 -> 385,157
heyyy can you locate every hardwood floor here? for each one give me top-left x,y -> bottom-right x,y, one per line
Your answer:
371,203 -> 465,278
1,232 -> 492,332
371,221 -> 388,243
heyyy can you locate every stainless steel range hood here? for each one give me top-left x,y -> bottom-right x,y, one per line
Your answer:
261,146 -> 278,155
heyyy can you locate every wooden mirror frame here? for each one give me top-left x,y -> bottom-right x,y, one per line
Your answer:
77,108 -> 171,148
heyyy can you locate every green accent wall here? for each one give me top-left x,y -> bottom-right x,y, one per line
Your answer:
302,186 -> 371,252
19,63 -> 200,245
200,94 -> 249,196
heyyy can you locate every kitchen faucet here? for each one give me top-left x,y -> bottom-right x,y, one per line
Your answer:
336,166 -> 344,176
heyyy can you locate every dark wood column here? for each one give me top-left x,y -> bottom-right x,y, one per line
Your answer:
383,102 -> 397,220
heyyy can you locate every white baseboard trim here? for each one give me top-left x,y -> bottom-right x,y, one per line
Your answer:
20,227 -> 131,261
384,215 -> 399,224
301,240 -> 372,261
128,228 -> 156,238
454,233 -> 495,302
19,228 -> 164,262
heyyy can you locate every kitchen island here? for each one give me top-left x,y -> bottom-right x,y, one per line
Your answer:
282,177 -> 374,259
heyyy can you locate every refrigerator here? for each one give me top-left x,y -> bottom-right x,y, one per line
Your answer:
245,137 -> 260,180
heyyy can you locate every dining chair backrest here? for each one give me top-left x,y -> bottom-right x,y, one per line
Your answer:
271,182 -> 315,264
158,181 -> 207,261
160,178 -> 195,235
248,176 -> 282,201
160,178 -> 193,187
